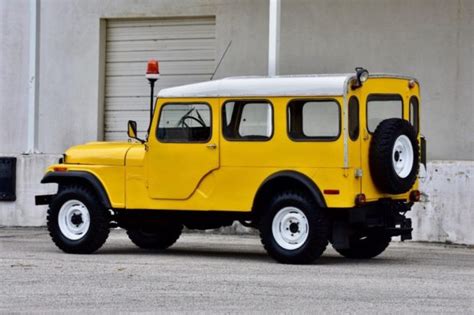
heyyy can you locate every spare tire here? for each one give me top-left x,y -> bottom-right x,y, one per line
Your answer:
369,118 -> 419,194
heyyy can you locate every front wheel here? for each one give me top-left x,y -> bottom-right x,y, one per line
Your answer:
47,185 -> 110,254
259,191 -> 329,264
333,232 -> 391,259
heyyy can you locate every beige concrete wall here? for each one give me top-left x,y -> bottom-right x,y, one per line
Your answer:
1,0 -> 472,159
36,0 -> 269,153
0,0 -> 30,153
279,0 -> 473,160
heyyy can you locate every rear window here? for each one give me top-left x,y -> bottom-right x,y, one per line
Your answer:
367,94 -> 403,132
288,100 -> 340,140
348,96 -> 359,141
410,96 -> 419,135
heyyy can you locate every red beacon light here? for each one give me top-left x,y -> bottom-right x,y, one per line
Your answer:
146,59 -> 160,80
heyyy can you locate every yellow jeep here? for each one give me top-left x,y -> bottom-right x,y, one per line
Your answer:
36,65 -> 425,264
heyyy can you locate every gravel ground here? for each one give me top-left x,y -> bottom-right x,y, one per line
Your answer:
0,228 -> 473,313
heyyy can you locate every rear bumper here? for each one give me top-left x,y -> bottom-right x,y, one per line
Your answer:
331,199 -> 413,248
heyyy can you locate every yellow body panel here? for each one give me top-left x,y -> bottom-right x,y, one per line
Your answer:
65,142 -> 134,166
47,77 -> 421,212
45,164 -> 126,208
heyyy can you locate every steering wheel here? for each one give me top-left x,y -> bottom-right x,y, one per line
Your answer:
178,115 -> 206,128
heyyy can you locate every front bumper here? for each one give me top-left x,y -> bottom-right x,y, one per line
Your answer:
35,194 -> 54,205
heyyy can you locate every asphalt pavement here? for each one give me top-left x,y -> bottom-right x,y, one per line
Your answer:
0,228 -> 473,313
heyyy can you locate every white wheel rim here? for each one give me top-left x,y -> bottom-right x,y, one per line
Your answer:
272,206 -> 309,250
58,199 -> 90,240
392,135 -> 414,178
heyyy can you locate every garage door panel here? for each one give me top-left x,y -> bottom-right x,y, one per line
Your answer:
105,74 -> 212,97
105,96 -> 150,111
104,17 -> 216,140
106,49 -> 215,63
107,17 -> 215,28
107,24 -> 215,41
106,60 -> 215,76
105,111 -> 149,131
107,38 -> 216,52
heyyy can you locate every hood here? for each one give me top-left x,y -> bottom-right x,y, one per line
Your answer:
65,142 -> 136,166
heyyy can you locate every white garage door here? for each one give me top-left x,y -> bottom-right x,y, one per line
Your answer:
104,17 -> 216,140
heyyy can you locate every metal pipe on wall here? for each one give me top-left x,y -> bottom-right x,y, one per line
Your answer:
26,0 -> 40,153
268,0 -> 280,76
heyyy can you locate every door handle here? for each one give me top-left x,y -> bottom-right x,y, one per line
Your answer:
206,143 -> 217,150
363,130 -> 369,141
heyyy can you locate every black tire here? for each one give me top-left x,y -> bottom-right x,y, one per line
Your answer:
370,118 -> 419,194
259,191 -> 329,264
47,185 -> 110,254
127,224 -> 183,250
333,233 -> 391,259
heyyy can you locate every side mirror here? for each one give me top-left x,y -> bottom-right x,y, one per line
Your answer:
128,120 -> 138,139
127,120 -> 144,143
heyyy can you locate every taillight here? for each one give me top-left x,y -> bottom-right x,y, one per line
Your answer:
410,190 -> 421,202
355,193 -> 366,206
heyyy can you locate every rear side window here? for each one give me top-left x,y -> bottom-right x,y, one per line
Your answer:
222,101 -> 273,141
367,94 -> 403,132
157,103 -> 211,142
288,100 -> 340,140
410,96 -> 419,135
348,96 -> 359,141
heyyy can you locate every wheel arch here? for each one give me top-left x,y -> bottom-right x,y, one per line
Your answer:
41,171 -> 112,209
252,170 -> 326,218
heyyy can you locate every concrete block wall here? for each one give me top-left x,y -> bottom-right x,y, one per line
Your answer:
0,154 -> 59,226
410,161 -> 474,245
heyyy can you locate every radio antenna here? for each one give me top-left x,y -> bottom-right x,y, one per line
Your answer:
210,40 -> 232,80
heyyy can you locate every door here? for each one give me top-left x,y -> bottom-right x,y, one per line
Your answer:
360,90 -> 406,199
147,100 -> 219,200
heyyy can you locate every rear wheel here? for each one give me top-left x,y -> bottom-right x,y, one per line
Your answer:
259,191 -> 329,264
333,232 -> 391,259
47,185 -> 110,254
127,224 -> 183,250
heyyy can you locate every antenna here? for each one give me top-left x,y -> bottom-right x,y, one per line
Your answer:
210,40 -> 232,80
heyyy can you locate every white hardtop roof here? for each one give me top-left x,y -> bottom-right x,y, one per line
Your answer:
157,74 -> 416,98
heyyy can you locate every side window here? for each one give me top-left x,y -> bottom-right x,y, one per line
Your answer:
348,96 -> 359,141
288,100 -> 340,140
367,94 -> 403,132
157,103 -> 211,142
222,101 -> 273,140
410,96 -> 419,135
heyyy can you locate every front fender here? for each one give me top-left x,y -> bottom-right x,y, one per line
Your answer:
40,171 -> 112,209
